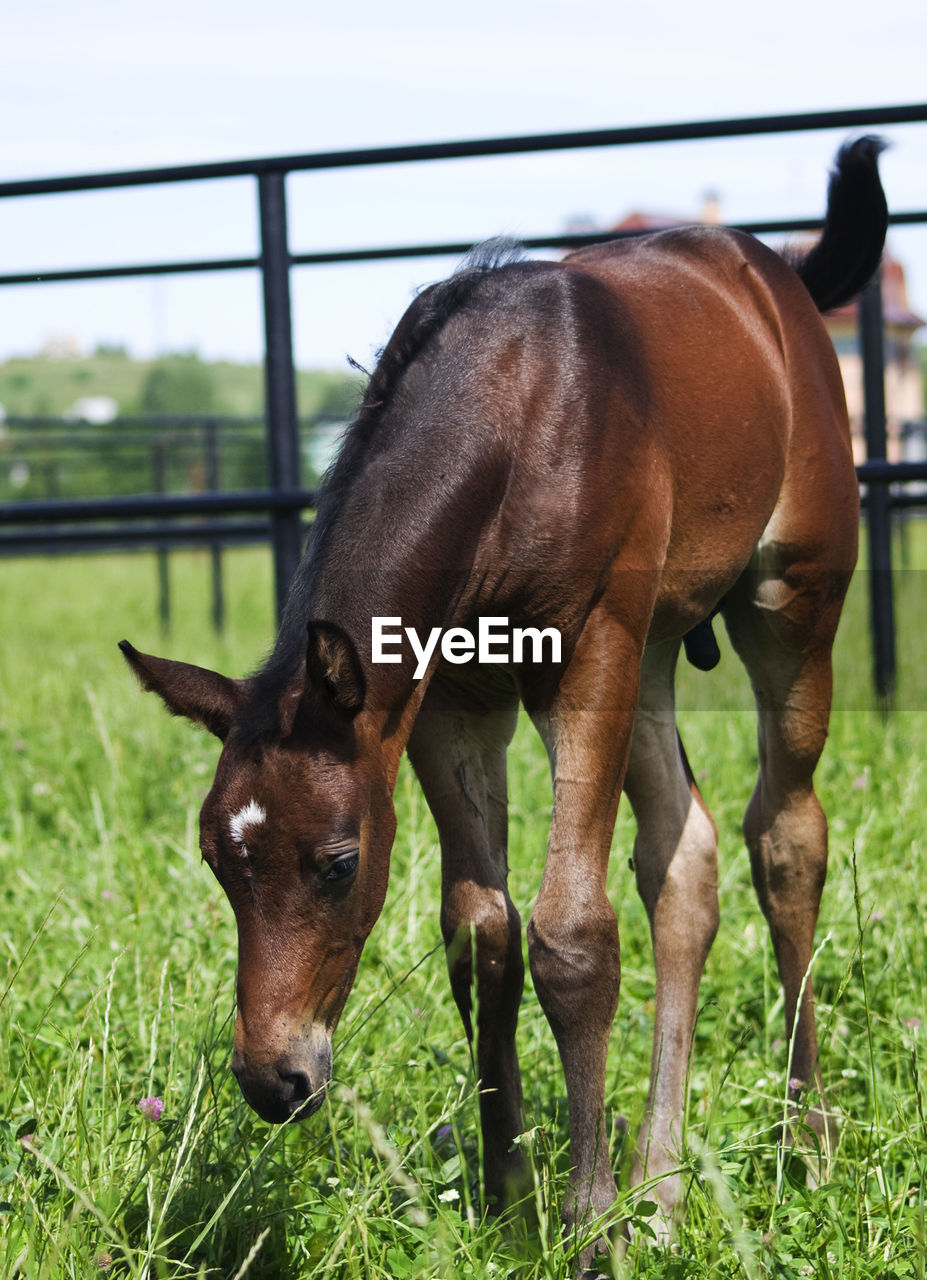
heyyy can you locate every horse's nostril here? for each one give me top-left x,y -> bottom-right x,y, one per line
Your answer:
280,1068 -> 312,1101
279,1067 -> 325,1116
232,1031 -> 332,1122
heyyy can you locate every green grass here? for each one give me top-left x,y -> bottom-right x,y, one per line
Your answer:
2,545 -> 927,1277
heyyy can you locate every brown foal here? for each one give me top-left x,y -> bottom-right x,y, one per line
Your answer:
122,138 -> 887,1266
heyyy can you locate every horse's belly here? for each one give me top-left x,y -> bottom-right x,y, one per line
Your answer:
646,496 -> 779,643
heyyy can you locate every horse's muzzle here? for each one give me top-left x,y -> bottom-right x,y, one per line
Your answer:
231,1031 -> 332,1124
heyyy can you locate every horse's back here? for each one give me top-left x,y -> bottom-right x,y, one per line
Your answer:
556,228 -> 859,629
564,225 -> 850,461
414,227 -> 857,648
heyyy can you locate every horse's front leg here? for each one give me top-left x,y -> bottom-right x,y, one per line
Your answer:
407,669 -> 527,1210
526,617 -> 645,1271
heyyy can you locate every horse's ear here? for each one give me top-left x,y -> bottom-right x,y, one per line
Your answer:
119,640 -> 245,740
306,622 -> 365,719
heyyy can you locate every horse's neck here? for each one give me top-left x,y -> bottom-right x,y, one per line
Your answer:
283,459 -> 493,719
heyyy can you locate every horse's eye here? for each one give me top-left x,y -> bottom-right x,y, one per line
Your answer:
322,850 -> 359,883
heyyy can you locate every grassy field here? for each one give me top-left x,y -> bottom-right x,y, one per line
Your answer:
1,544 -> 927,1278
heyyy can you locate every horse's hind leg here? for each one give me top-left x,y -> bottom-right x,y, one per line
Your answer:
623,640 -> 720,1233
407,666 -> 526,1209
723,553 -> 850,1156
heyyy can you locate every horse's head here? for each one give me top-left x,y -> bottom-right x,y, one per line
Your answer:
119,625 -> 396,1123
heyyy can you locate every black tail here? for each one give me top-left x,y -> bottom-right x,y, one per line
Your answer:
788,136 -> 888,313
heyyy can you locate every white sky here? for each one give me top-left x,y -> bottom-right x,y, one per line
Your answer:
2,0 -> 926,377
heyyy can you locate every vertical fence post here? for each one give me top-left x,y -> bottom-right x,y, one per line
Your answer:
204,417 -> 225,635
152,435 -> 171,635
860,269 -> 896,710
257,170 -> 303,622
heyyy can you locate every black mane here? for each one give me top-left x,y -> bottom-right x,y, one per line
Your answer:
301,237 -> 525,595
358,237 -> 524,423
310,237 -> 524,543
238,239 -> 525,735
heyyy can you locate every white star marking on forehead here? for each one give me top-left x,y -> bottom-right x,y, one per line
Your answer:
229,799 -> 267,847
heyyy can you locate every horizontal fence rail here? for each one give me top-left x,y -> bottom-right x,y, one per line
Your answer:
5,212 -> 927,290
2,103 -> 927,699
3,103 -> 927,199
0,489 -> 319,523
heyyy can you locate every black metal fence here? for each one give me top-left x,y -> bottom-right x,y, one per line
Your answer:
0,412 -> 338,630
2,103 -> 927,703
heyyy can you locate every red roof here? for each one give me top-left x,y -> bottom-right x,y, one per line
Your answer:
611,210 -> 694,233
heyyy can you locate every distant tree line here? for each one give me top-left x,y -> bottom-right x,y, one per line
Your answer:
0,351 -> 363,503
